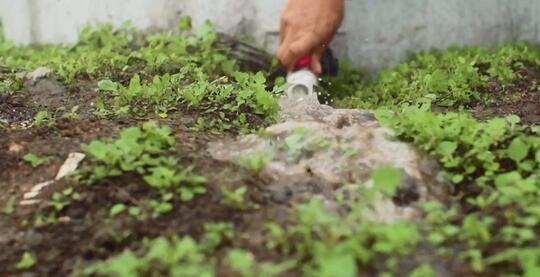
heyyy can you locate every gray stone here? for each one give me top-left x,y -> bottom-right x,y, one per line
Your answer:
209,96 -> 444,222
24,67 -> 52,86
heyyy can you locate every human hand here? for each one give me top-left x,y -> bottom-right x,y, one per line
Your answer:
278,0 -> 344,75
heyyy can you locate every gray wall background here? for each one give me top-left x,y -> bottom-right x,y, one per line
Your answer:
1,0 -> 540,71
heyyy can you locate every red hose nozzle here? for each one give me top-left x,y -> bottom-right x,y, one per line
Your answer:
294,55 -> 312,70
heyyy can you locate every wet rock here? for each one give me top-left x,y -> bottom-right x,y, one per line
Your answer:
55,152 -> 85,180
19,199 -> 42,206
20,153 -> 85,205
23,181 -> 54,200
209,96 -> 444,222
24,67 -> 52,86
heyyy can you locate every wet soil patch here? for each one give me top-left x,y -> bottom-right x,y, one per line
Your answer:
0,76 -> 101,129
0,93 -> 34,127
0,103 -> 288,276
471,64 -> 540,125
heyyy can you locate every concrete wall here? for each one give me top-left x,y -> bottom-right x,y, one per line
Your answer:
1,0 -> 540,71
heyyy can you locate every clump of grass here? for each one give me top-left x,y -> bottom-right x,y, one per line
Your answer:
79,121 -> 206,217
0,18 -> 281,132
378,105 -> 540,274
335,42 -> 540,109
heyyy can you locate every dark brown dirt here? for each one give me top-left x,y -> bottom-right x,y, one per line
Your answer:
4,60 -> 525,276
0,93 -> 35,127
0,119 -> 291,276
0,79 -> 291,276
471,64 -> 540,125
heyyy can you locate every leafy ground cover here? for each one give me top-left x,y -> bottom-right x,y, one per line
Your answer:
3,18 -> 540,276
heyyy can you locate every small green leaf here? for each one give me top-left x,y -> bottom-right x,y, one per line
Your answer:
97,80 -> 118,92
505,115 -> 521,125
128,206 -> 141,217
508,137 -> 530,162
371,166 -> 402,196
33,110 -> 52,126
531,126 -> 540,134
451,174 -> 464,184
178,16 -> 192,31
110,203 -> 126,217
437,141 -> 457,157
16,252 -> 36,269
410,263 -> 435,277
534,151 -> 540,163
319,253 -> 357,277
2,203 -> 15,215
23,153 -> 48,168
227,249 -> 255,276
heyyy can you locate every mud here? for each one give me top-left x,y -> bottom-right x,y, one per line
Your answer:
5,60 -> 536,275
472,64 -> 540,125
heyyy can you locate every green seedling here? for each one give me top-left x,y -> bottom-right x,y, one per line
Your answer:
97,79 -> 118,92
410,264 -> 436,277
280,128 -> 331,160
83,122 -> 206,201
61,105 -> 80,120
33,211 -> 61,226
81,121 -> 207,209
226,249 -> 256,277
51,187 -> 80,213
128,206 -> 142,217
109,203 -> 126,217
220,186 -> 249,210
262,168 -> 422,274
1,19 -> 279,132
2,202 -> 15,215
226,249 -> 296,277
33,110 -> 54,127
201,222 -> 234,250
371,166 -> 402,196
82,236 -> 215,277
0,78 -> 22,94
338,42 -> 540,109
265,194 -> 421,275
340,143 -> 359,157
82,124 -> 208,215
16,252 -> 36,269
178,16 -> 193,32
378,105 -> 540,274
23,153 -> 50,168
80,121 -> 208,217
239,151 -> 273,173
281,128 -> 307,152
148,193 -> 175,218
23,153 -> 49,168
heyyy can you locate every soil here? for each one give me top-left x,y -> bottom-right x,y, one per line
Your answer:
0,76 -> 292,276
3,60 -> 540,276
471,63 -> 540,125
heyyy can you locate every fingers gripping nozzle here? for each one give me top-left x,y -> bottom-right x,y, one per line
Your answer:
286,55 -> 318,98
